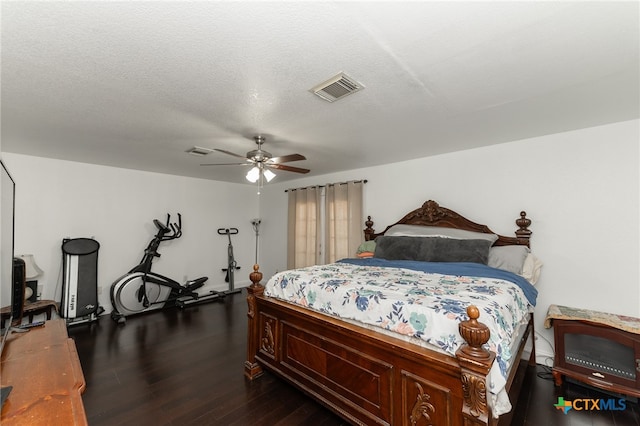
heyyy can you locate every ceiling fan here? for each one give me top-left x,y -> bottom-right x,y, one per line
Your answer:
201,135 -> 310,182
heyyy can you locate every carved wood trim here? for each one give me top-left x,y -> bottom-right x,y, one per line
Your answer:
410,382 -> 435,426
460,373 -> 488,419
244,264 -> 265,380
261,319 -> 275,355
458,306 -> 492,361
515,211 -> 532,245
456,307 -> 495,424
364,200 -> 532,247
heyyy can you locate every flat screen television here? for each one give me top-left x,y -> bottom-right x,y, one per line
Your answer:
1,159 -> 23,353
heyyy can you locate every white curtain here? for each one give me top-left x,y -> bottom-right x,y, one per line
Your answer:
287,186 -> 321,269
324,181 -> 364,264
287,180 -> 364,268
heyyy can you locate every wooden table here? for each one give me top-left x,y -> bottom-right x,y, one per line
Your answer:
0,319 -> 87,425
1,300 -> 59,328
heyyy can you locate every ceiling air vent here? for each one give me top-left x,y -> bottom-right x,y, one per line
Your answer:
186,146 -> 213,156
310,72 -> 364,102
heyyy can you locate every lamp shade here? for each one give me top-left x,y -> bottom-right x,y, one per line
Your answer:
263,169 -> 276,182
16,254 -> 43,279
246,166 -> 260,183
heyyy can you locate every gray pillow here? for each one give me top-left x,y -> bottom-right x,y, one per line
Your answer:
488,245 -> 530,274
385,224 -> 499,244
373,236 -> 492,264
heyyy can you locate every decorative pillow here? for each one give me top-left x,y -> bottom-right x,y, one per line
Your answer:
488,245 -> 530,275
373,236 -> 492,264
356,251 -> 374,258
520,253 -> 543,285
356,240 -> 376,254
385,224 -> 498,244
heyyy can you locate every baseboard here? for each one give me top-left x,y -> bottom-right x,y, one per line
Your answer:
519,346 -> 554,367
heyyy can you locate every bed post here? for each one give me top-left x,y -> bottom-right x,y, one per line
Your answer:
456,306 -> 495,426
515,211 -> 532,247
244,264 -> 264,380
364,216 -> 375,241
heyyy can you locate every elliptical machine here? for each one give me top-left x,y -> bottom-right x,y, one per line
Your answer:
110,214 -> 208,324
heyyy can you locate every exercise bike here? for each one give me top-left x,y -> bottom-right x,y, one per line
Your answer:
218,227 -> 242,296
110,214 -> 208,324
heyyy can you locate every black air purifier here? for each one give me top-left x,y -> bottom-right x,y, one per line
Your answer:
61,238 -> 101,324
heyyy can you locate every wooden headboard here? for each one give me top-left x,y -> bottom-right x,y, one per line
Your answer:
364,199 -> 532,247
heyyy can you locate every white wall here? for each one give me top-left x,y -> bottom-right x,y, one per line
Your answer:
1,153 -> 259,314
258,119 -> 640,364
2,119 -> 637,363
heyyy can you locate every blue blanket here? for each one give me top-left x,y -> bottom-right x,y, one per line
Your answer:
338,257 -> 538,306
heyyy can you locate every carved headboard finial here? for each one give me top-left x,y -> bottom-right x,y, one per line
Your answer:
515,211 -> 532,245
364,216 -> 375,241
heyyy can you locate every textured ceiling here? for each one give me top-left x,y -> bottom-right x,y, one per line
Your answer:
2,1 -> 638,184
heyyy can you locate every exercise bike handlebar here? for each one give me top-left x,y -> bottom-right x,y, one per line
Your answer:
153,219 -> 170,233
217,228 -> 239,235
154,213 -> 182,241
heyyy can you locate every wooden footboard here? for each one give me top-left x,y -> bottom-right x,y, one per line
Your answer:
245,265 -> 517,426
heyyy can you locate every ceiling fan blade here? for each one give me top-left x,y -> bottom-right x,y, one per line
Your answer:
268,153 -> 306,164
200,162 -> 252,166
268,163 -> 310,174
214,148 -> 248,159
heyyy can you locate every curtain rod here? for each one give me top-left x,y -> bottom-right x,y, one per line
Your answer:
284,179 -> 368,193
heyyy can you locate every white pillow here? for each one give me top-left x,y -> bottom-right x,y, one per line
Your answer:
488,246 -> 530,275
520,253 -> 543,285
385,224 -> 498,244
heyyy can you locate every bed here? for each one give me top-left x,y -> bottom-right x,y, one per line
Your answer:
245,200 -> 538,425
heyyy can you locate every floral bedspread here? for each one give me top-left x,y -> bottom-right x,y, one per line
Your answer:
264,260 -> 533,383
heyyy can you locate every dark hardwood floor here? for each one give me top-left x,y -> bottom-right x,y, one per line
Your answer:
68,292 -> 639,425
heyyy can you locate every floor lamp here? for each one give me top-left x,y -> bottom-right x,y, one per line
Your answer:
251,219 -> 261,265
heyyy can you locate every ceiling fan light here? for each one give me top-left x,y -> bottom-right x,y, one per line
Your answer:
263,169 -> 276,182
246,166 -> 260,183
